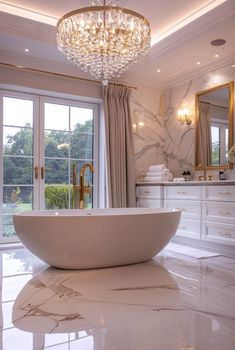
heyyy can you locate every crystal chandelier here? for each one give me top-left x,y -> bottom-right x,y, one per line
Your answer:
57,0 -> 151,85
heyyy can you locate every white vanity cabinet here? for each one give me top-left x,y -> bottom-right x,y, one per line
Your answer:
136,182 -> 235,255
136,185 -> 163,208
164,186 -> 201,239
202,186 -> 235,246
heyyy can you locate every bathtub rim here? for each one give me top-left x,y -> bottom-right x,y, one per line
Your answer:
13,207 -> 181,218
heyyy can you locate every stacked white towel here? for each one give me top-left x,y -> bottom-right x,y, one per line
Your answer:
173,177 -> 185,182
143,164 -> 173,182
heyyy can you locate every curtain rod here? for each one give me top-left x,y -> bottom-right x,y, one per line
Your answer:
201,100 -> 228,109
0,62 -> 137,90
210,103 -> 228,110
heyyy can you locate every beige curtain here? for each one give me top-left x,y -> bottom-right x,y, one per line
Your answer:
198,102 -> 212,166
103,85 -> 136,208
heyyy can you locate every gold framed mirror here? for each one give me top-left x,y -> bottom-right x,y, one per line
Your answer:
195,81 -> 234,170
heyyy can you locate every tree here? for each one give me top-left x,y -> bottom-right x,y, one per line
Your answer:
3,119 -> 94,186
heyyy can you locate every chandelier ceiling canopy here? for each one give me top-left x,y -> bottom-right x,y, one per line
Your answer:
57,0 -> 151,85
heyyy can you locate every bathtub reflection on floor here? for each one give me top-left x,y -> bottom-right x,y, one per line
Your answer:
11,249 -> 235,350
12,261 -> 185,349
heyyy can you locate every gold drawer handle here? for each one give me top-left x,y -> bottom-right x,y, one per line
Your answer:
143,191 -> 150,194
219,191 -> 232,195
177,191 -> 188,195
219,210 -> 232,216
179,226 -> 187,230
219,231 -> 232,238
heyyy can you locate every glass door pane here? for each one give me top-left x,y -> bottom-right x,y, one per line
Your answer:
0,92 -> 98,242
42,101 -> 95,210
1,94 -> 38,242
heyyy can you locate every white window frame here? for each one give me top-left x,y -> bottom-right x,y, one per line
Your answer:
211,117 -> 228,165
0,89 -> 40,243
0,88 -> 100,243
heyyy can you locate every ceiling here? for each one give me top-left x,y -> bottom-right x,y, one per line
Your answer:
1,0 -> 235,89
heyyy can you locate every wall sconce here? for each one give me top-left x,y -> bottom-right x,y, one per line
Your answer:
178,108 -> 192,125
132,121 -> 145,134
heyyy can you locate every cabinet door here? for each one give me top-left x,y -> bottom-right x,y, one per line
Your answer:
202,221 -> 235,245
202,186 -> 235,202
165,199 -> 201,220
136,185 -> 163,199
176,218 -> 201,239
202,201 -> 235,224
164,185 -> 202,200
137,198 -> 162,208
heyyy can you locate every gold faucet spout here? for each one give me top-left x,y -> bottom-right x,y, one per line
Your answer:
80,163 -> 95,177
72,163 -> 95,209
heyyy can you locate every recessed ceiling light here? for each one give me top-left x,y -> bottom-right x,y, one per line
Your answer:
196,61 -> 201,65
157,69 -> 161,73
214,54 -> 219,58
24,48 -> 29,52
211,39 -> 226,46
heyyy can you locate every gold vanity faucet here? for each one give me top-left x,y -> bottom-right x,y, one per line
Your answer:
72,163 -> 95,209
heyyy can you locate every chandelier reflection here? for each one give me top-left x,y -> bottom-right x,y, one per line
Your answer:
57,0 -> 151,85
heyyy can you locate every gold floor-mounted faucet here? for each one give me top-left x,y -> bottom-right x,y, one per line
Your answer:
72,163 -> 95,209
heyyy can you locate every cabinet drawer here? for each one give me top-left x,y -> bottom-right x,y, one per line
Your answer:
137,198 -> 162,208
202,201 -> 235,224
202,221 -> 235,245
176,219 -> 201,239
164,186 -> 201,200
164,200 -> 201,220
202,185 -> 235,202
136,185 -> 162,199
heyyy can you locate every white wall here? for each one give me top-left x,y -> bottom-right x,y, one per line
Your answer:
0,65 -> 102,101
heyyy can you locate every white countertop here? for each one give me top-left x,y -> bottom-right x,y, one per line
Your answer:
136,180 -> 235,186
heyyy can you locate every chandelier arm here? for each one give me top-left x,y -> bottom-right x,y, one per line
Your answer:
57,6 -> 150,27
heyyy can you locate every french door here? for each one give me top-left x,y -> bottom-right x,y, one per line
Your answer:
0,90 -> 99,243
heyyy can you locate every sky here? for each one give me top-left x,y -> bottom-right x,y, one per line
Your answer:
3,97 -> 93,145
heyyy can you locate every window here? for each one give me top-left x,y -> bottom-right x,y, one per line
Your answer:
211,120 -> 228,166
0,90 -> 99,242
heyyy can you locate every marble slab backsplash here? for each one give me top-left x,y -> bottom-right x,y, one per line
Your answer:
130,86 -> 166,180
131,66 -> 235,180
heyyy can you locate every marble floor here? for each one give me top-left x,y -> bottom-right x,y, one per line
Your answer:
0,245 -> 234,350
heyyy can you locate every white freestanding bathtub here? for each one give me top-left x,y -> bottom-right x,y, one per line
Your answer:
13,208 -> 180,269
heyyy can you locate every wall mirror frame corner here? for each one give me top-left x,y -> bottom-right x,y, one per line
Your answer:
195,80 -> 234,170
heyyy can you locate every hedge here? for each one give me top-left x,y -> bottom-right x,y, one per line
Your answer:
45,185 -> 73,209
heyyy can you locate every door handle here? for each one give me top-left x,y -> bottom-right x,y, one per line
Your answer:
41,167 -> 45,180
34,166 -> 39,179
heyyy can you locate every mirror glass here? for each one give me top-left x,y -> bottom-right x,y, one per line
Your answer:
195,81 -> 234,169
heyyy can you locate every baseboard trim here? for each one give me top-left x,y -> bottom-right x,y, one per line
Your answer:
172,236 -> 235,259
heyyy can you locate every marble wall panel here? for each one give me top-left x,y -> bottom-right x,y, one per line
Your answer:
130,86 -> 165,180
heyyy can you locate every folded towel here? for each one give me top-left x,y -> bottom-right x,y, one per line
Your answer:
146,169 -> 169,176
144,175 -> 170,182
149,164 -> 166,171
173,177 -> 185,182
